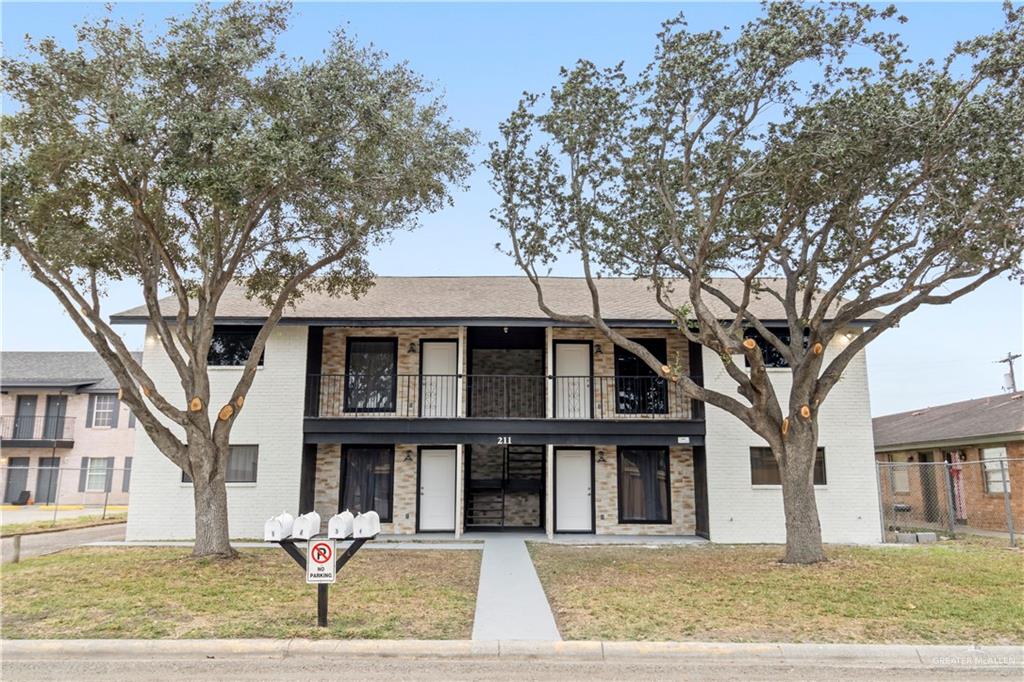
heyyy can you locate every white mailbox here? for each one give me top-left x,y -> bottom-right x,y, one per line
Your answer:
353,510 -> 381,538
328,510 -> 355,539
263,511 -> 294,542
291,511 -> 321,540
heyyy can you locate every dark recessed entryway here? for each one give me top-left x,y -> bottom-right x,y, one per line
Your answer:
465,444 -> 545,530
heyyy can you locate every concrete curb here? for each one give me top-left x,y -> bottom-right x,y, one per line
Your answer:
2,639 -> 1021,667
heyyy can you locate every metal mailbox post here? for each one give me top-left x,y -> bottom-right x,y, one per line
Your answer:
275,534 -> 376,627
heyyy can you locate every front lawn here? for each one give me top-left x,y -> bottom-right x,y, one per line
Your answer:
1,547 -> 480,639
529,542 -> 1024,644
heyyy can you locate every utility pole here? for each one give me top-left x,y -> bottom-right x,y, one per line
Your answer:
997,352 -> 1021,392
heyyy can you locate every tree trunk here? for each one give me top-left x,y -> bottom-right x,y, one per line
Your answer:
188,441 -> 237,559
777,430 -> 826,564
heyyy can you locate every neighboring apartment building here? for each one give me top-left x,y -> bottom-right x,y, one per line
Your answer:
874,392 -> 1024,532
118,277 -> 882,543
1,352 -> 139,505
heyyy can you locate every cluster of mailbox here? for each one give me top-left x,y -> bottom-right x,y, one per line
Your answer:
263,509 -> 381,542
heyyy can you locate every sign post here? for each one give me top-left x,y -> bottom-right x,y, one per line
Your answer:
307,539 -> 336,583
275,534 -> 373,627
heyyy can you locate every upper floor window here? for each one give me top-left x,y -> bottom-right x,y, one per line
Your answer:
614,338 -> 668,415
743,328 -> 793,368
750,446 -> 826,486
208,326 -> 264,367
91,394 -> 117,428
344,338 -> 398,412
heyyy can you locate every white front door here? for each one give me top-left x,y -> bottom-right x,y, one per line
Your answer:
554,343 -> 591,419
419,448 -> 457,531
421,341 -> 458,417
556,449 -> 593,532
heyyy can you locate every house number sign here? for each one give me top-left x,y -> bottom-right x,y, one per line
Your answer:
497,436 -> 512,445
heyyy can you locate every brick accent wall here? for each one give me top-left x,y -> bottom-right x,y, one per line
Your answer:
320,326 -> 460,417
593,445 -> 696,535
313,442 -> 418,534
551,327 -> 695,419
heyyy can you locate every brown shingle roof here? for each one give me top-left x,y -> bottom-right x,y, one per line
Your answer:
110,276 -> 880,325
873,392 -> 1024,450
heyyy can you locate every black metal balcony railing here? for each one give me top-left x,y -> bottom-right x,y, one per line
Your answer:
305,374 -> 704,420
1,415 -> 76,441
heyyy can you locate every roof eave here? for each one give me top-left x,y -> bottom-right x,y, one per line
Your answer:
109,314 -> 881,328
874,431 -> 1024,452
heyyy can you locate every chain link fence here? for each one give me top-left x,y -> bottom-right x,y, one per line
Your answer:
877,457 -> 1021,546
1,463 -> 131,528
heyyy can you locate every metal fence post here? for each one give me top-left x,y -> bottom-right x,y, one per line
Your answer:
12,535 -> 21,564
876,462 -> 887,542
1000,460 -> 1015,547
944,461 -> 957,535
51,466 -> 63,528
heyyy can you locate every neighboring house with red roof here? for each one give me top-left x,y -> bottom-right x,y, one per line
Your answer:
874,392 -> 1024,533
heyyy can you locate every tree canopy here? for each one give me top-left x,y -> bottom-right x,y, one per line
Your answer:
2,1 -> 474,556
489,0 -> 1024,562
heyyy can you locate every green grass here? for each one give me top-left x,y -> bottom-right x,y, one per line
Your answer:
1,547 -> 480,639
529,541 -> 1024,644
1,513 -> 127,537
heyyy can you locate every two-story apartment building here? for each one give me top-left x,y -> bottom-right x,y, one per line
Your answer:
1,352 -> 139,506
116,277 -> 882,543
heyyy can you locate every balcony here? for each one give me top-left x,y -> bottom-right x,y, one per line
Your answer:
304,374 -> 704,420
0,415 -> 76,447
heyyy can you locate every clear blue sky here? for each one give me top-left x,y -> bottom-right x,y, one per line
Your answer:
2,2 -> 1021,415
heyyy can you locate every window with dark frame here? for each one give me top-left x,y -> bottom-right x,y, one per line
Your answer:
208,326 -> 265,367
749,446 -> 827,485
181,445 -> 259,483
344,338 -> 398,412
341,446 -> 394,521
617,447 -> 671,523
742,328 -> 807,369
614,339 -> 669,415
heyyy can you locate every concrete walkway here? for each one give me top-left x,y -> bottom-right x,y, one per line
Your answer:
472,536 -> 561,641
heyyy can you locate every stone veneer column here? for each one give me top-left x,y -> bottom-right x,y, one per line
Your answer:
313,444 -> 341,522
391,444 -> 418,534
455,443 -> 465,538
545,444 -> 555,538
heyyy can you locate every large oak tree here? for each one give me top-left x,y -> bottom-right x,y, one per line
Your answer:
2,2 -> 473,557
489,1 -> 1023,562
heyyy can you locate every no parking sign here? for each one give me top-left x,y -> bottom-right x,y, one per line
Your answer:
306,539 -> 336,584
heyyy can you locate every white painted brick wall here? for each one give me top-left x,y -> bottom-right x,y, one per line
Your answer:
702,336 -> 882,544
126,325 -> 308,540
